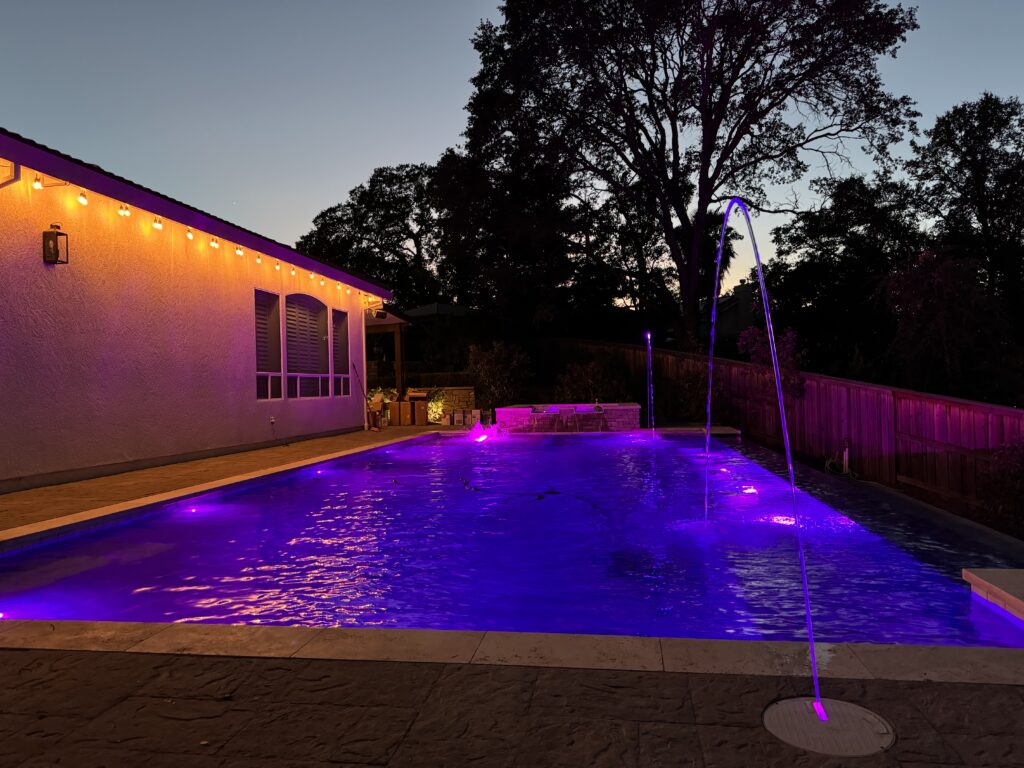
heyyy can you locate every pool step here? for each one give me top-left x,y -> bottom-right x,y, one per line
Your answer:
962,568 -> 1024,621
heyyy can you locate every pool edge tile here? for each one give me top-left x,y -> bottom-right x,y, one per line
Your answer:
0,619 -> 168,652
0,430 -> 441,550
847,643 -> 1024,684
471,631 -> 663,671
767,640 -> 875,679
292,627 -> 485,663
125,623 -> 326,658
661,637 -> 777,676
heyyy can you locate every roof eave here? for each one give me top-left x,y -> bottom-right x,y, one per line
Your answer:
0,129 -> 393,300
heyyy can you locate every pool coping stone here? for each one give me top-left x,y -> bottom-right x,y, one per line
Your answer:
962,568 -> 1024,621
0,429 -> 439,553
1,620 -> 1021,686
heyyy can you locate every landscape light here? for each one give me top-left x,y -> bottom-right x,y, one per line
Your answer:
77,190 -> 88,205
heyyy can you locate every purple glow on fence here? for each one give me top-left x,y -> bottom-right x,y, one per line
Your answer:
705,196 -> 824,713
813,700 -> 829,721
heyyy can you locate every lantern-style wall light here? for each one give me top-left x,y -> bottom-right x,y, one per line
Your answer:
42,223 -> 69,264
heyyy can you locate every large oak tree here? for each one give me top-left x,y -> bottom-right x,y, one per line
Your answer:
483,0 -> 918,345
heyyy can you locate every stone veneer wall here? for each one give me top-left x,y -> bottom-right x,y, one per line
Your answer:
440,386 -> 476,412
495,404 -> 640,432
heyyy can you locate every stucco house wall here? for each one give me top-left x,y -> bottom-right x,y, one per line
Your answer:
0,149 -> 381,488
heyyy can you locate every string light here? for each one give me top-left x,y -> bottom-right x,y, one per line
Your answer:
123,205 -> 131,217
32,175 -> 43,190
210,238 -> 220,249
235,246 -> 244,256
320,278 -> 325,286
152,217 -> 163,230
255,255 -> 262,264
275,262 -> 281,271
290,267 -> 296,276
346,288 -> 351,294
117,205 -> 127,217
336,282 -> 341,290
186,227 -> 193,240
309,272 -> 315,279
77,190 -> 88,206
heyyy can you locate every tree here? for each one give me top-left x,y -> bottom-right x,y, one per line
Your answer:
884,249 -> 998,399
765,175 -> 922,380
296,164 -> 442,307
907,92 -> 1024,314
482,0 -> 918,345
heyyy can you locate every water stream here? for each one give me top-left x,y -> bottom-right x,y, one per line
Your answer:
703,197 -> 826,720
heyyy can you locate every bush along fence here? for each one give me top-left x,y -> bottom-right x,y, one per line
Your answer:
551,338 -> 1024,538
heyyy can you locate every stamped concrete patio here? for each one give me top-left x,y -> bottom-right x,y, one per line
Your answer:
1,644 -> 1022,768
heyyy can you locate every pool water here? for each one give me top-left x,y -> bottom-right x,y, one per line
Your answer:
2,434 -> 1023,645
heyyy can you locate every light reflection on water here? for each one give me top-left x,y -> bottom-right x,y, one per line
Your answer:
0,434 -> 1022,646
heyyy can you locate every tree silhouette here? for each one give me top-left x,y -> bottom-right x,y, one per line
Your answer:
296,164 -> 442,307
480,0 -> 918,345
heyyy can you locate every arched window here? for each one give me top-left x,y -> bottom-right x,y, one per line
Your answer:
285,294 -> 329,398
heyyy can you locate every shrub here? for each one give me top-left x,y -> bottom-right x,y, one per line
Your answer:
554,360 -> 627,403
427,388 -> 446,423
466,342 -> 530,408
980,444 -> 1024,539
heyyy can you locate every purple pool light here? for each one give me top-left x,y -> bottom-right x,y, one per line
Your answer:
0,434 -> 1022,645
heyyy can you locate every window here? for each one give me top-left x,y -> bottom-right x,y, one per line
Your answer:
254,290 -> 282,400
332,309 -> 351,396
285,294 -> 329,398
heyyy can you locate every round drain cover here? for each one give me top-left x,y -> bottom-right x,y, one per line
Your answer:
763,698 -> 895,757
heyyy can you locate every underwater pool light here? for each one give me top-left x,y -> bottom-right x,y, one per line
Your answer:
474,434 -> 488,443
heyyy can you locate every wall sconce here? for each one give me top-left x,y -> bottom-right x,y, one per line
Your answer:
42,224 -> 69,264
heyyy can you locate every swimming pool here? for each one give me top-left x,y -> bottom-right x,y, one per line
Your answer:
1,433 -> 1022,646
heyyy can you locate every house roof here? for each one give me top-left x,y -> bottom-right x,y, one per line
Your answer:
0,126 -> 392,300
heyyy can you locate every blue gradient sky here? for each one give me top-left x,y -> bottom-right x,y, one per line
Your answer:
2,1 -> 1021,281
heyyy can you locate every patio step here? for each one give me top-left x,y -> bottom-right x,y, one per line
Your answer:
962,568 -> 1024,621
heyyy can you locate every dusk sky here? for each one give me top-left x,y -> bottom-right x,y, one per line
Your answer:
3,0 -> 1022,285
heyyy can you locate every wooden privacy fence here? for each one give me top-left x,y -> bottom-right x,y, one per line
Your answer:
554,339 -> 1024,514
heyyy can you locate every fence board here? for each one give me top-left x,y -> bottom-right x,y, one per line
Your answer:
554,338 -> 1024,514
